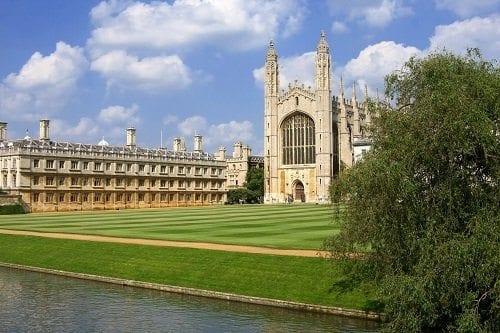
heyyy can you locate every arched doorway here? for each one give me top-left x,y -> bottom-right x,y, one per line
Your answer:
294,181 -> 305,203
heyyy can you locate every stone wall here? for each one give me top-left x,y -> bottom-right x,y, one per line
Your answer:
0,194 -> 21,206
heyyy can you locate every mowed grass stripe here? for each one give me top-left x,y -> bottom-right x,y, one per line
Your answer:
0,205 -> 336,250
3,206 -> 331,231
2,204 -> 331,226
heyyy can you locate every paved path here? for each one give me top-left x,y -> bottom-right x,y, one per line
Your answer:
0,229 -> 328,258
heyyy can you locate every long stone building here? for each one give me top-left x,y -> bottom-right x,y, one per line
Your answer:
0,120 -> 227,212
263,32 -> 372,204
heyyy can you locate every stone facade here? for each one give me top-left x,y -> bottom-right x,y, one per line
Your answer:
226,142 -> 264,189
0,120 -> 227,212
264,32 -> 372,204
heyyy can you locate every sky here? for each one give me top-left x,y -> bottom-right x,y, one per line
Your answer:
1,0 -> 499,155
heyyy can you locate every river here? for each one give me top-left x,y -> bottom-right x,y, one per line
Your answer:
0,267 -> 381,332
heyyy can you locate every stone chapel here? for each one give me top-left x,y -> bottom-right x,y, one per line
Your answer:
264,32 -> 373,204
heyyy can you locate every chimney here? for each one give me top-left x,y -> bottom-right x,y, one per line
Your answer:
233,142 -> 242,158
173,138 -> 181,152
39,119 -> 50,141
0,122 -> 7,142
194,134 -> 202,152
242,144 -> 251,159
217,146 -> 226,161
126,127 -> 136,147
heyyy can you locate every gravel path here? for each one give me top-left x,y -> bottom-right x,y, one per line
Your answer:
0,229 -> 328,258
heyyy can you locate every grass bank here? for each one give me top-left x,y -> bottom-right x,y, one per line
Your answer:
0,204 -> 337,250
0,233 -> 380,312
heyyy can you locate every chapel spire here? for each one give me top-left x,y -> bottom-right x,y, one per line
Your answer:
317,30 -> 329,53
339,76 -> 344,98
315,31 -> 331,92
266,40 -> 277,61
265,39 -> 279,97
351,82 -> 357,103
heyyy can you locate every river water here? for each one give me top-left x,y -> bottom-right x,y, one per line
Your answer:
0,267 -> 381,332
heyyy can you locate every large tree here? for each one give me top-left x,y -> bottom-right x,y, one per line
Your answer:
325,50 -> 499,332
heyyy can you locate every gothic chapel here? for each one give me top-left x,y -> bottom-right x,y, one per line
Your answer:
264,32 -> 372,204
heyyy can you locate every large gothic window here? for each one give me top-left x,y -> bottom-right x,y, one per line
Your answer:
281,113 -> 315,165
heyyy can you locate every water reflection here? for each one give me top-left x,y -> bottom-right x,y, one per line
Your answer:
0,267 -> 380,332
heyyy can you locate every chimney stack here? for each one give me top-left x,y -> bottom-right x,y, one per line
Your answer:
194,134 -> 202,152
242,144 -> 251,159
39,119 -> 50,141
217,146 -> 226,161
173,138 -> 182,152
233,142 -> 242,158
0,122 -> 7,142
126,127 -> 136,147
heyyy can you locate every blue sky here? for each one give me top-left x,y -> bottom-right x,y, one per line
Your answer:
1,0 -> 499,154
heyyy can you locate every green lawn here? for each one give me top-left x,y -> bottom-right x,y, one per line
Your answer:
0,204 -> 339,250
0,233 -> 380,311
0,205 -> 382,312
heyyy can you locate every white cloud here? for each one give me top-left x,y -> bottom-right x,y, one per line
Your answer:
0,42 -> 88,119
253,51 -> 316,91
51,110 -> 139,145
435,0 -> 500,18
172,115 -> 256,153
162,114 -> 178,126
326,0 -> 412,28
98,104 -> 139,125
208,120 -> 254,146
338,41 -> 420,96
178,116 -> 208,137
337,15 -> 499,95
91,50 -> 193,91
51,117 -> 99,142
278,52 -> 316,90
89,0 -> 132,24
87,0 -> 306,55
428,15 -> 500,60
331,21 -> 348,33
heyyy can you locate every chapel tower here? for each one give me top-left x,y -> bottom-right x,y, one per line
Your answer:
314,31 -> 333,201
264,32 -> 333,204
264,40 -> 280,202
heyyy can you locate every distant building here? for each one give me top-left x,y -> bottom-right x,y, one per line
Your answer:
226,142 -> 264,189
0,120 -> 227,212
263,32 -> 373,204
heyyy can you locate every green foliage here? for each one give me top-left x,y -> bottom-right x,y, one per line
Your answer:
326,50 -> 499,332
227,167 -> 264,204
0,204 -> 25,215
227,188 -> 257,204
245,167 -> 264,196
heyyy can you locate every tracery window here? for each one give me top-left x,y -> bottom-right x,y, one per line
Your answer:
281,113 -> 315,165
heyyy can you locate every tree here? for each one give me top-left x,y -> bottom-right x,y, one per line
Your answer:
244,167 -> 264,201
325,50 -> 499,332
227,187 -> 255,204
226,167 -> 264,204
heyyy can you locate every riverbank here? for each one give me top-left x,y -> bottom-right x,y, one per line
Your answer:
0,233 -> 383,320
1,262 -> 382,321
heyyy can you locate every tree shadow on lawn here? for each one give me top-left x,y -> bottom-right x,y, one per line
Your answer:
328,275 -> 385,313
